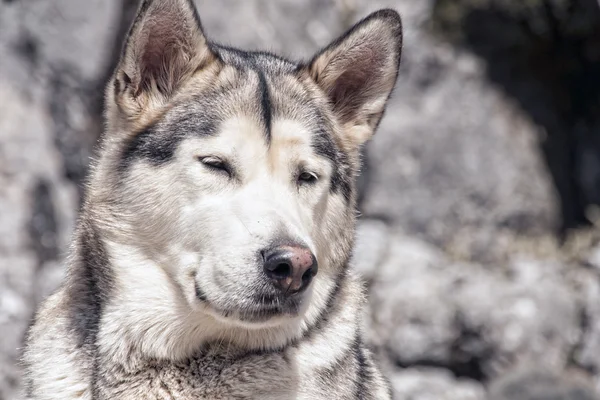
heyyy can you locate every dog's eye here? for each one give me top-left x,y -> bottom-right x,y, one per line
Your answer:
199,157 -> 230,176
298,171 -> 318,185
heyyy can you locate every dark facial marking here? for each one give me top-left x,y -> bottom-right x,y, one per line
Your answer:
312,126 -> 353,203
212,46 -> 282,143
195,281 -> 208,302
257,71 -> 272,142
118,107 -> 217,173
120,125 -> 181,170
312,127 -> 337,164
330,150 -> 353,203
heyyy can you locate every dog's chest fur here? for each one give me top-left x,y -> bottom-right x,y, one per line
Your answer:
94,344 -> 359,399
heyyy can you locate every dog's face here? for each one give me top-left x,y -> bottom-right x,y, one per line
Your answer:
94,0 -> 401,329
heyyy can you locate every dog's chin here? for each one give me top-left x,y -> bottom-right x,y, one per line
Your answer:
197,290 -> 310,329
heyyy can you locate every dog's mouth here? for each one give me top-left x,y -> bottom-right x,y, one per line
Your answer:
195,282 -> 306,325
204,300 -> 303,326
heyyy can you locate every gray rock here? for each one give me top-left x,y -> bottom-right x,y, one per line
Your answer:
431,0 -> 600,229
0,0 -> 120,397
489,369 -> 599,400
0,79 -> 77,400
587,245 -> 600,270
391,368 -> 486,400
196,0 -> 345,56
370,234 -> 582,381
358,0 -> 560,258
351,219 -> 391,281
572,259 -> 600,389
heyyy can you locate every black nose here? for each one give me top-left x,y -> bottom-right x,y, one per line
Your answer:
262,245 -> 318,294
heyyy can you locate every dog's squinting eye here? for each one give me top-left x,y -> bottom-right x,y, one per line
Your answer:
298,171 -> 318,185
199,157 -> 230,176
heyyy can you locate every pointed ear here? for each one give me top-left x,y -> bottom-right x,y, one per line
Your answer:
303,10 -> 402,149
112,0 -> 216,119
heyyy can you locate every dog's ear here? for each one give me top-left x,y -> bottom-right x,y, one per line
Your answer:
112,0 -> 216,120
303,10 -> 402,149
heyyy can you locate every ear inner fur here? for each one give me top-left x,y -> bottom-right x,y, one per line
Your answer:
112,0 -> 217,124
303,9 -> 403,149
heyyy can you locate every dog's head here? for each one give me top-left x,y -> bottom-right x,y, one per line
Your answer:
93,0 -> 401,332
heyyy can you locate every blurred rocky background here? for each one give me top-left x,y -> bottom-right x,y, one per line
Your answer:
1,0 -> 600,399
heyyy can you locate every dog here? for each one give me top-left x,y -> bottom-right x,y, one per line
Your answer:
23,0 -> 402,398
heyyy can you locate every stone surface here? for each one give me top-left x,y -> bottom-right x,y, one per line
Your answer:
0,1 -> 119,398
489,369 -> 598,400
368,233 -> 582,380
0,78 -> 77,400
431,0 -> 600,230
358,0 -> 560,257
391,368 -> 486,400
352,219 -> 391,281
574,248 -> 600,392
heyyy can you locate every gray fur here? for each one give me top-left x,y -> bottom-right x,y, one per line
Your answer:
23,0 -> 402,398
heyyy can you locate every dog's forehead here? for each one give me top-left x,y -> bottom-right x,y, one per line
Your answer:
172,68 -> 329,147
120,60 -> 339,171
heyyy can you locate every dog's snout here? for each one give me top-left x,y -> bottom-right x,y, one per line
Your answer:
262,245 -> 318,294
